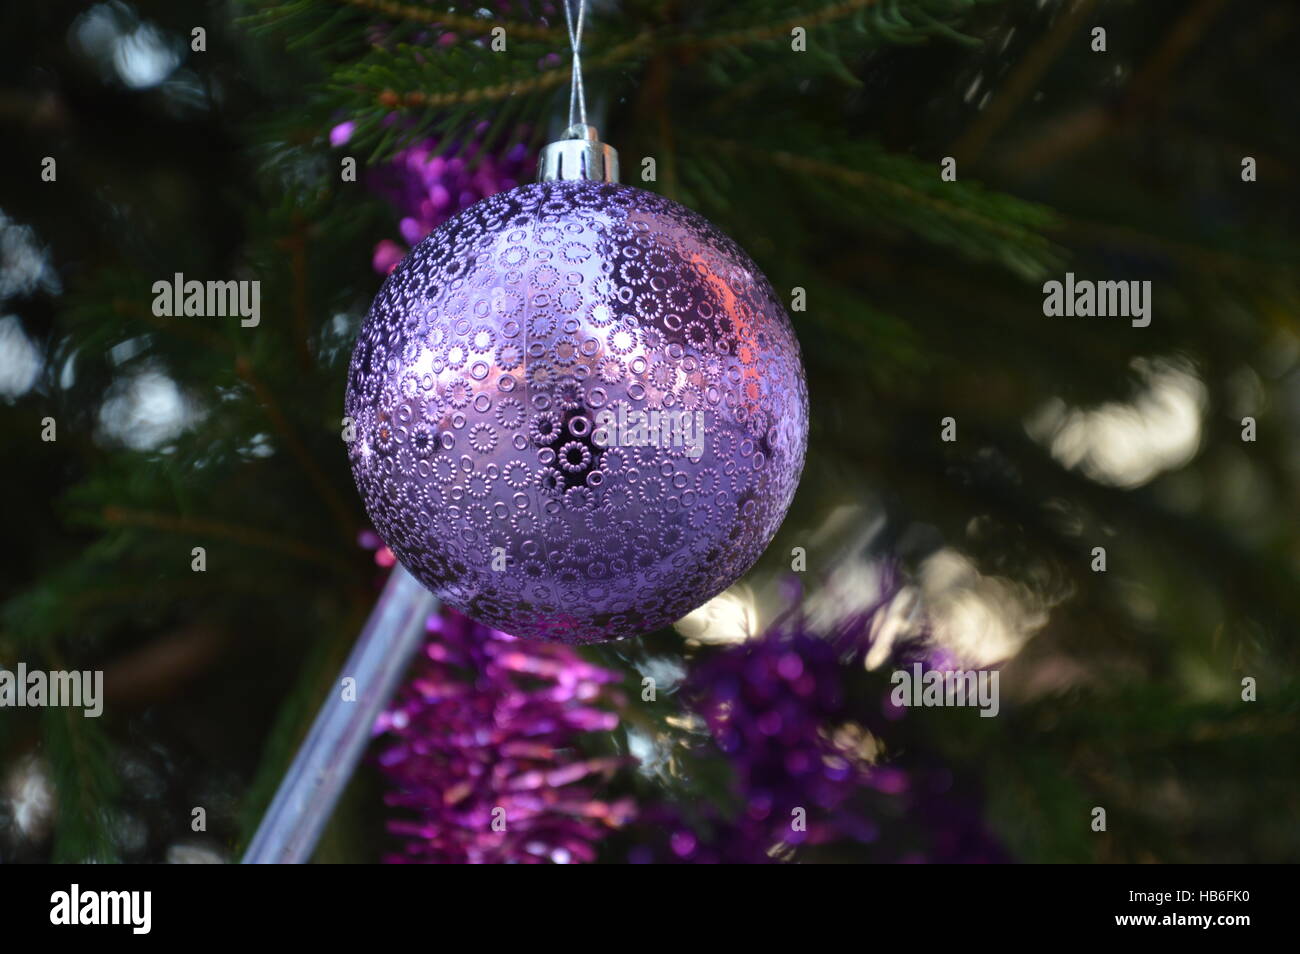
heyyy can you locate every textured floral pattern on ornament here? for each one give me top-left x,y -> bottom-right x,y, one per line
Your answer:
346,180 -> 808,643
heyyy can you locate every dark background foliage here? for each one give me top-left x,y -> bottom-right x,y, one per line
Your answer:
1,0 -> 1297,862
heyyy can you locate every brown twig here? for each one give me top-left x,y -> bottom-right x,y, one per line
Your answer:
114,295 -> 237,355
684,0 -> 880,53
102,624 -> 228,709
1003,0 -> 1229,174
639,50 -> 679,200
707,137 -> 1059,252
102,504 -> 353,575
234,356 -> 358,546
375,35 -> 651,110
278,213 -> 314,372
951,0 -> 1101,165
339,0 -> 562,42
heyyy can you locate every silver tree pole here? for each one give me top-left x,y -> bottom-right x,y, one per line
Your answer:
242,565 -> 438,863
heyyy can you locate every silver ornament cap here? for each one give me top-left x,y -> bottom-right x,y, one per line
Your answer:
537,124 -> 619,183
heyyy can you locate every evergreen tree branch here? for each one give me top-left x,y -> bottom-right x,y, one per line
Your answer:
236,602 -> 366,852
1057,216 -> 1299,279
362,33 -> 653,111
697,135 -> 1062,278
1001,0 -> 1229,174
683,0 -> 1000,51
101,506 -> 354,575
234,357 -> 359,545
951,0 -> 1100,164
45,701 -> 119,863
337,0 -> 563,42
687,0 -> 884,51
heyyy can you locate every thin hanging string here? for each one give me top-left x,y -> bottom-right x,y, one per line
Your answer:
563,0 -> 588,130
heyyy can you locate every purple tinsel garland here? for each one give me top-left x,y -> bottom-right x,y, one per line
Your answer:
375,610 -> 635,864
332,120 -> 535,275
634,618 -> 1010,863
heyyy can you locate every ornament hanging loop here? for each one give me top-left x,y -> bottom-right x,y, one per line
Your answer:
537,0 -> 619,183
564,0 -> 588,130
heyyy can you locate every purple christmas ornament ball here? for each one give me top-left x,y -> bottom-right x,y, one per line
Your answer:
345,180 -> 808,643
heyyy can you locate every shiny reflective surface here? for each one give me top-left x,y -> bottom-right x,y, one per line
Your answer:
346,181 -> 808,642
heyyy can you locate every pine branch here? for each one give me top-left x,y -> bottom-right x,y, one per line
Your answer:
682,0 -> 1001,50
336,0 -> 563,42
247,0 -> 1013,162
44,704 -> 119,863
358,33 -> 653,111
100,506 -> 353,575
692,135 -> 1062,279
687,0 -> 884,52
233,357 -> 360,545
236,605 -> 363,852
